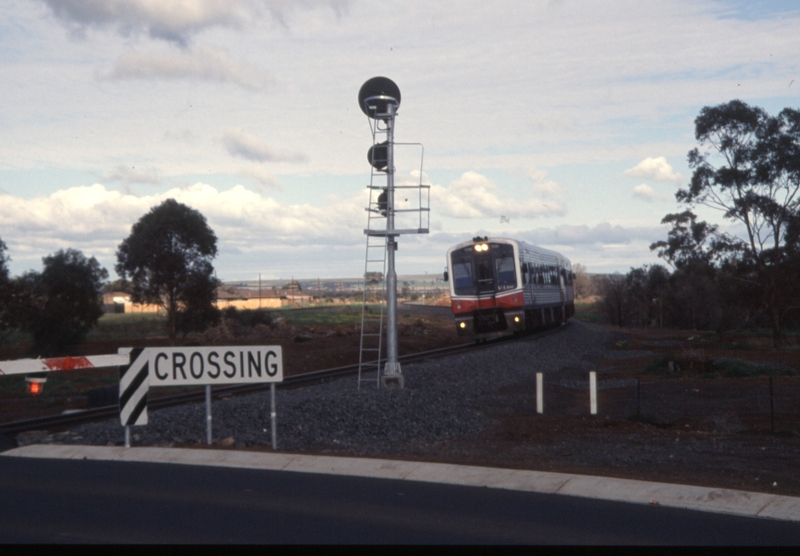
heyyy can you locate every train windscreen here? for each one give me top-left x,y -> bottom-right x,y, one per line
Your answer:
451,243 -> 516,295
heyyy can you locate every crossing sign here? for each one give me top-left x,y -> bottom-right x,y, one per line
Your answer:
118,346 -> 283,445
144,346 -> 283,386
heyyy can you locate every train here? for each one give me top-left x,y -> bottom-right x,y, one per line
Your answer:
444,237 -> 575,339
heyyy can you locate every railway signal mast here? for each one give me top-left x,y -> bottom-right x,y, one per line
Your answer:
358,77 -> 429,389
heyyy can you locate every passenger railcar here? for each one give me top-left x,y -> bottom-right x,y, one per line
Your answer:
444,237 -> 575,339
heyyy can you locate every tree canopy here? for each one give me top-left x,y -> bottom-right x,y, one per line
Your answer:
0,238 -> 14,346
115,199 -> 219,339
682,100 -> 800,255
20,249 -> 108,357
649,100 -> 800,343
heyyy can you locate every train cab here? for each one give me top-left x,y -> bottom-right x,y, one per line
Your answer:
445,237 -> 574,339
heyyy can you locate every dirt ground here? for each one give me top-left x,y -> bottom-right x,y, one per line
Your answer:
0,308 -> 470,422
3,309 -> 800,498
428,324 -> 800,498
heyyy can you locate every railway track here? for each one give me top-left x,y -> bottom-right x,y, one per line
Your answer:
0,324 -> 568,437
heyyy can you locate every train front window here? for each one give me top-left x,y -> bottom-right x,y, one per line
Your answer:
452,262 -> 473,291
451,243 -> 517,295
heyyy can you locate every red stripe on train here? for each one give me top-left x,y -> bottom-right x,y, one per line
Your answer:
451,291 -> 523,315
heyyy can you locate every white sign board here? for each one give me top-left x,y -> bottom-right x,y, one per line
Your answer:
145,346 -> 283,386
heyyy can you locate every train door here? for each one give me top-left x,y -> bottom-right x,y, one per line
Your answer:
475,252 -> 495,296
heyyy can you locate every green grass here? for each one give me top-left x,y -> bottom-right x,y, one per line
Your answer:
643,354 -> 796,378
643,355 -> 679,376
574,301 -> 603,324
87,312 -> 168,341
281,306 -> 369,326
716,359 -> 796,378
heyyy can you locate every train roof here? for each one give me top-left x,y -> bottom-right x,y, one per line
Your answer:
446,237 -> 569,262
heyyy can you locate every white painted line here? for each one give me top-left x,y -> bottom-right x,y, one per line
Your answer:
4,444 -> 800,522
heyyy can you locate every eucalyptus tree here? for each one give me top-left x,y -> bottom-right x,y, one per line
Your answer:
116,199 -> 219,340
655,100 -> 800,343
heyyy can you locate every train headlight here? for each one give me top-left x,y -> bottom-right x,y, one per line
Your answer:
459,322 -> 466,329
473,243 -> 489,252
514,316 -> 520,323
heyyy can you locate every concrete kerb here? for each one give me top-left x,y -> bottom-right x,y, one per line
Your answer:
4,444 -> 800,522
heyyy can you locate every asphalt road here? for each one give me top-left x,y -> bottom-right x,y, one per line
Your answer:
1,456 -> 799,544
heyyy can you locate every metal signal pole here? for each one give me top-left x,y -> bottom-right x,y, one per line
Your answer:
382,101 -> 402,386
358,76 -> 429,389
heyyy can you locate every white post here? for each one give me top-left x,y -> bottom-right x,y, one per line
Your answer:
205,385 -> 212,445
590,371 -> 597,415
536,372 -> 543,414
124,426 -> 130,448
270,383 -> 277,450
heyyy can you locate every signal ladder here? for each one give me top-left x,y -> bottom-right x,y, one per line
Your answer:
357,185 -> 389,389
357,134 -> 430,388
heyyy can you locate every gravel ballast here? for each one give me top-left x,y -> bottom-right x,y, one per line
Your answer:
18,321 -> 612,456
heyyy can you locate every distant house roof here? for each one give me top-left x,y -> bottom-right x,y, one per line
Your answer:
103,292 -> 131,304
216,288 -> 286,300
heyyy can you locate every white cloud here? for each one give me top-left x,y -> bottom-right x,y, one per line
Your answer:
0,182 -> 366,273
223,128 -> 308,163
527,168 -> 562,196
101,164 -> 162,186
430,171 -> 565,219
40,0 -> 349,44
521,222 -> 664,247
631,183 -> 669,202
235,165 -> 283,190
105,47 -> 271,89
623,157 -> 684,183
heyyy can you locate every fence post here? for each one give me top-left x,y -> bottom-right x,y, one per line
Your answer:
536,373 -> 543,414
590,371 -> 597,415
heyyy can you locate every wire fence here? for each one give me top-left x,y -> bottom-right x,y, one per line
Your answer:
539,375 -> 800,434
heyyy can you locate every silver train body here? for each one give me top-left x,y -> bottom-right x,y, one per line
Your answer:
445,237 -> 575,339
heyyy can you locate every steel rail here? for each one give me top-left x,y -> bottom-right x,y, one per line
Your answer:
0,324 -> 568,436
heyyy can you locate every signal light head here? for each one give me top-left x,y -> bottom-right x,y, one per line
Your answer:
367,141 -> 389,170
358,77 -> 401,119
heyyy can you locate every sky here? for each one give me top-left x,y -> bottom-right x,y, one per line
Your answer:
1,0 -> 799,282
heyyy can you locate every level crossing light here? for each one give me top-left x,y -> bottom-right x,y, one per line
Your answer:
25,373 -> 47,396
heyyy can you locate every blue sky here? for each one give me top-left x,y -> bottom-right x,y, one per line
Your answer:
1,0 -> 799,281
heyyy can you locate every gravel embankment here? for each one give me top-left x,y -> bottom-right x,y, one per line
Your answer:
18,321 -> 613,456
